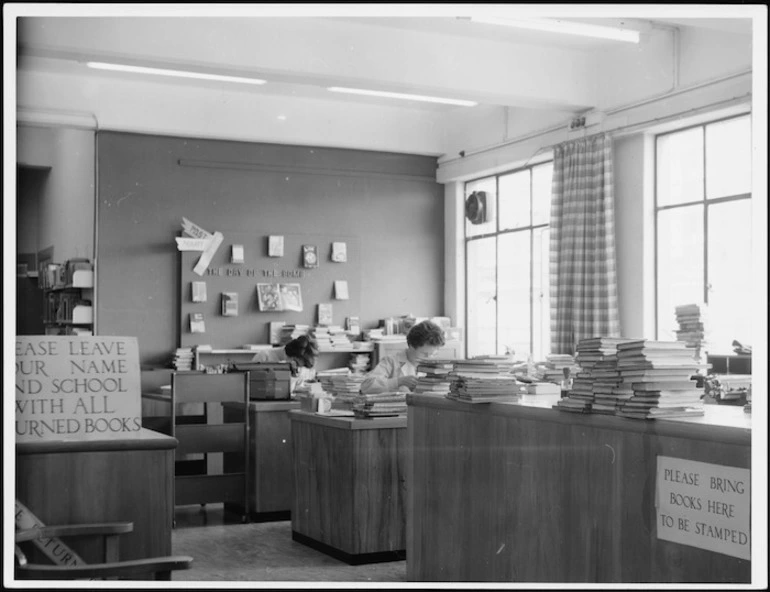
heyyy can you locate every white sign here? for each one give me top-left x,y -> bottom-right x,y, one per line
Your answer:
15,500 -> 85,566
181,217 -> 212,240
15,336 -> 142,442
656,456 -> 750,560
193,231 -> 224,276
175,237 -> 210,251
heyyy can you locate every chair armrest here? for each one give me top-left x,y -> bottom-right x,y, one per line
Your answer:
15,522 -> 134,543
17,555 -> 193,580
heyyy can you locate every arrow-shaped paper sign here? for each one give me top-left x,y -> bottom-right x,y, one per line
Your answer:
175,237 -> 210,251
193,231 -> 224,276
182,217 -> 212,240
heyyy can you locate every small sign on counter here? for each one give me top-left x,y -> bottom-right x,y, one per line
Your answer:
656,456 -> 750,560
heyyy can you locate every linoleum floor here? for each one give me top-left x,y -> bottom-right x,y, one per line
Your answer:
170,504 -> 407,583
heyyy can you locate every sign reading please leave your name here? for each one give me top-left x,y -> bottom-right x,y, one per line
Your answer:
15,336 -> 141,442
656,456 -> 750,560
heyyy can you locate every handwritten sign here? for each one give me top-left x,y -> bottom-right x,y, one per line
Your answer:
656,456 -> 750,560
15,336 -> 142,442
181,217 -> 212,240
175,237 -> 210,251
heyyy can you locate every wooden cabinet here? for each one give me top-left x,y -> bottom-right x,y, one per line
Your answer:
290,411 -> 407,564
16,430 -> 176,564
41,261 -> 94,336
223,400 -> 300,521
407,394 -> 752,583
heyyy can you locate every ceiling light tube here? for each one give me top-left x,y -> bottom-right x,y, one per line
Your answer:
469,16 -> 640,43
327,87 -> 477,107
86,62 -> 267,85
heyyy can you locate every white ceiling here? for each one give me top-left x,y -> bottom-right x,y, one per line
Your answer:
14,10 -> 755,116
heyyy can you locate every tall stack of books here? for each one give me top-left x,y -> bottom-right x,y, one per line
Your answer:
535,354 -> 581,383
352,392 -> 407,417
674,303 -> 709,362
590,355 -> 626,415
279,324 -> 310,345
329,326 -> 354,349
615,340 -> 706,419
348,353 -> 371,374
555,337 -> 632,414
316,368 -> 366,408
309,326 -> 333,349
172,347 -> 194,371
414,359 -> 456,396
446,356 -> 520,403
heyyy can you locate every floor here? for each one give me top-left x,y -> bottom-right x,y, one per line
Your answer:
170,504 -> 407,583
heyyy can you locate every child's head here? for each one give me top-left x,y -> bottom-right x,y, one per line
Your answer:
406,320 -> 446,359
285,336 -> 319,368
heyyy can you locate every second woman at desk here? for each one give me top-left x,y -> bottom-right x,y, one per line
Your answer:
251,335 -> 319,392
360,320 -> 445,394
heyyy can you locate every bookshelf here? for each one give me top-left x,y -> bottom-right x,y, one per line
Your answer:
41,260 -> 94,336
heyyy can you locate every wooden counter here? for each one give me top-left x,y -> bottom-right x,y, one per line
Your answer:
289,410 -> 407,564
223,400 -> 300,521
406,394 -> 751,583
16,429 -> 177,565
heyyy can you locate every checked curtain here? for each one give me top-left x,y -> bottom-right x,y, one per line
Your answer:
550,133 -> 620,354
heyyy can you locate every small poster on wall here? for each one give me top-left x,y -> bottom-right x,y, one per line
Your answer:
256,283 -> 304,312
231,244 -> 245,264
331,241 -> 347,263
191,281 -> 207,303
221,292 -> 239,316
318,303 -> 333,326
268,235 -> 284,257
190,312 -> 206,333
334,280 -> 349,300
280,283 -> 304,312
303,245 -> 319,268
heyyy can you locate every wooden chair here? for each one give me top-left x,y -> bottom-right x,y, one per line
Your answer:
15,521 -> 193,581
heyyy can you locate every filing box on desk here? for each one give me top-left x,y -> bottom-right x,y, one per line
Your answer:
232,362 -> 292,400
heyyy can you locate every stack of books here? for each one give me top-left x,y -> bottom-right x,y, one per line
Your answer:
172,347 -> 194,371
615,340 -> 706,419
316,368 -> 366,408
589,356 -> 626,415
674,303 -> 709,362
414,359 -> 456,396
534,354 -> 581,383
348,353 -> 371,374
446,357 -> 520,403
555,337 -> 634,414
352,392 -> 407,417
279,324 -> 310,345
329,325 -> 354,349
309,326 -> 333,349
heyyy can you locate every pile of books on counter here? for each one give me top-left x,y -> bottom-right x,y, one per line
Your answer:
534,354 -> 581,383
555,337 -> 633,414
279,324 -> 310,344
172,347 -> 195,371
674,303 -> 709,362
615,340 -> 706,420
414,359 -> 455,396
446,356 -> 520,403
352,392 -> 407,418
316,368 -> 366,408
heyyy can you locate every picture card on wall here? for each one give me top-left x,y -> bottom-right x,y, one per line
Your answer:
268,235 -> 284,257
257,284 -> 282,312
318,303 -> 333,326
334,280 -> 349,300
280,283 -> 303,312
231,244 -> 245,264
191,281 -> 207,303
302,244 -> 319,268
190,312 -> 206,333
331,242 -> 347,263
221,292 -> 239,317
269,321 -> 286,345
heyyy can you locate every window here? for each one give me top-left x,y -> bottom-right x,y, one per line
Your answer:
465,161 -> 553,360
655,114 -> 752,354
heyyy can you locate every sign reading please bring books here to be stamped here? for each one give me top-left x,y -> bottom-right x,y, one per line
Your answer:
15,336 -> 142,442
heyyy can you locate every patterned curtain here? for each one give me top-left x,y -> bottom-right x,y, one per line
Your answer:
550,133 -> 620,354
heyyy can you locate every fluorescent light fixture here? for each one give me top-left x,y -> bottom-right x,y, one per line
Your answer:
327,87 -> 477,107
86,62 -> 267,85
469,16 -> 641,43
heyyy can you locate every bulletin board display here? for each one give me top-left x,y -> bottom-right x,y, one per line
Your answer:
179,232 -> 361,349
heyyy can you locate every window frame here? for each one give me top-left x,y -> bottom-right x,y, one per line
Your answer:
464,160 -> 552,359
653,113 -> 752,340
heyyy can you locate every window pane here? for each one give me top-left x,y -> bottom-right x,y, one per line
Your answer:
657,205 -> 705,340
467,237 -> 497,357
498,232 -> 531,359
532,227 -> 550,361
499,170 -> 530,231
706,115 -> 752,199
656,127 -> 704,207
465,177 -> 497,238
707,199 -> 752,353
532,162 -> 553,226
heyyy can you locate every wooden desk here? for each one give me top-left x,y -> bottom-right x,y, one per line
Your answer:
223,400 -> 300,521
289,410 -> 407,564
16,429 -> 177,565
406,394 -> 752,583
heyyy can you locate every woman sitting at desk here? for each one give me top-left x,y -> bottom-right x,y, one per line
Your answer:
252,335 -> 319,392
360,320 -> 445,394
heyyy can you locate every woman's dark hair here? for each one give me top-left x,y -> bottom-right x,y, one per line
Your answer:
406,320 -> 446,349
285,335 -> 319,368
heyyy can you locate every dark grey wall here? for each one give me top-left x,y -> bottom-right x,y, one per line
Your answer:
96,132 -> 444,366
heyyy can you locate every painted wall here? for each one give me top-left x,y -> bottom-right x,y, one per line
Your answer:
16,125 -> 95,262
96,131 -> 444,366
